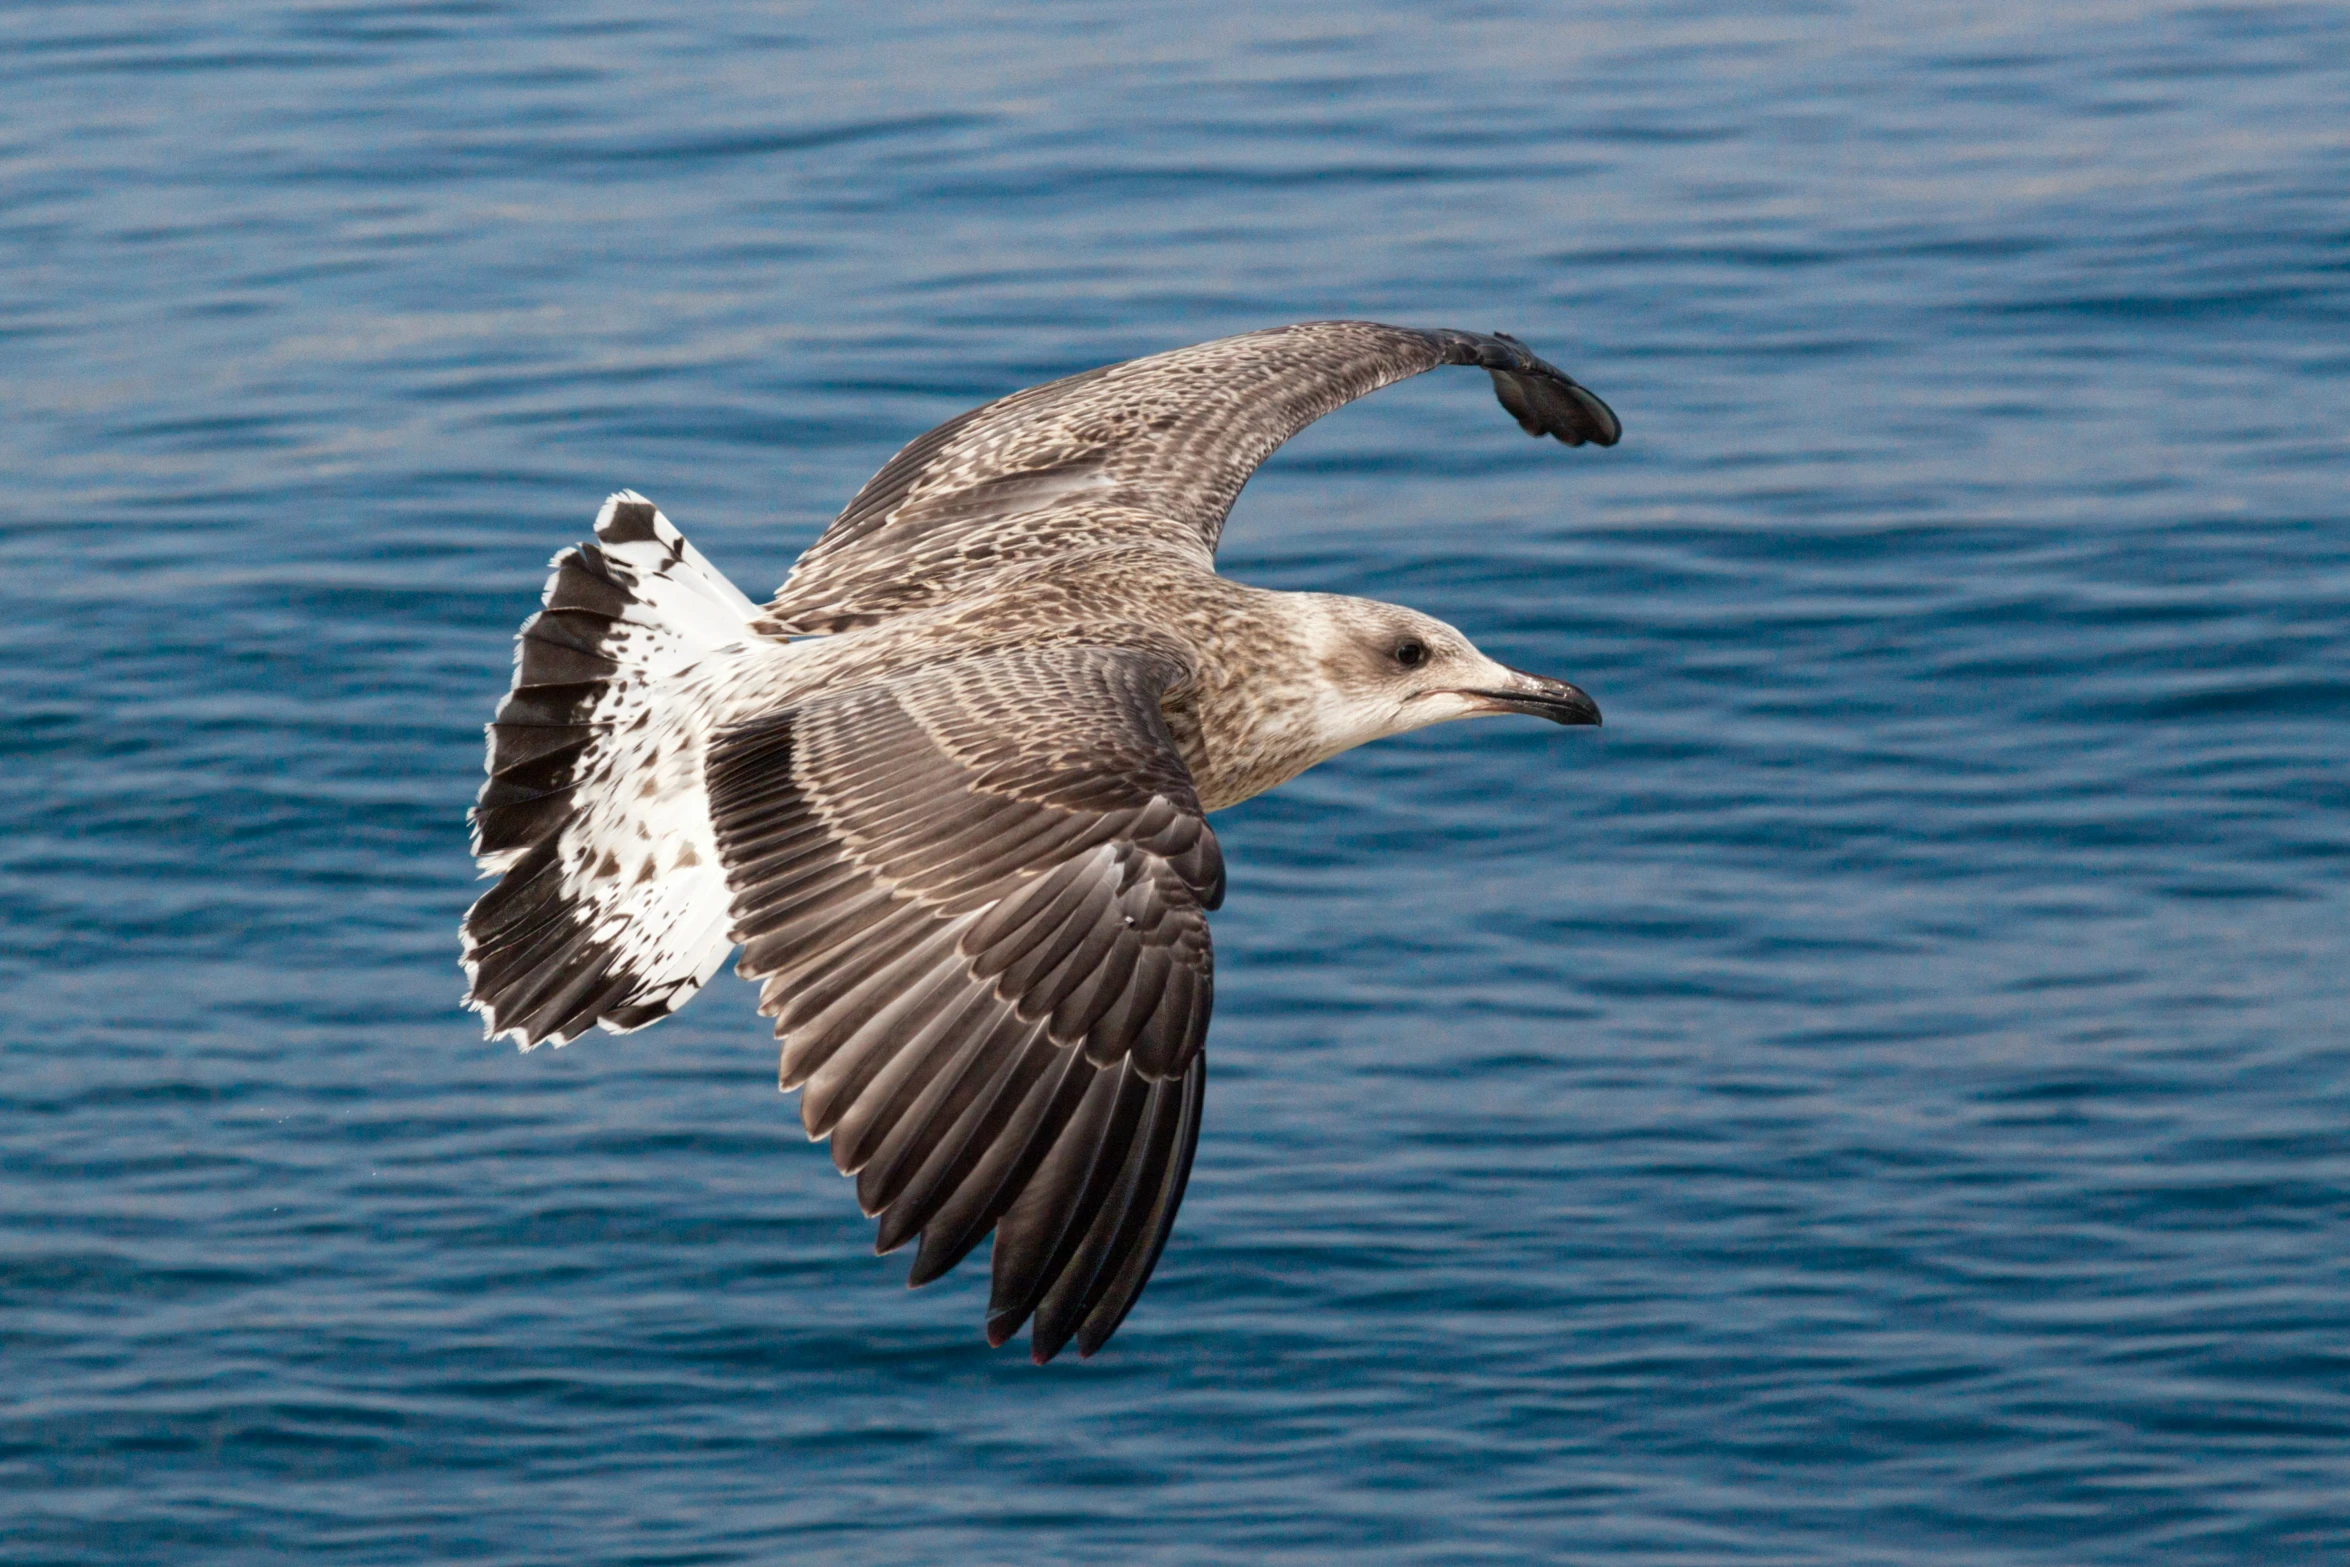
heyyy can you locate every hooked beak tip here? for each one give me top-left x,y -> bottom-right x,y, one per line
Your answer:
1461,678 -> 1601,727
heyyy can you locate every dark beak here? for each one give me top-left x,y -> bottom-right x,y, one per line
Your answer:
1459,671 -> 1602,727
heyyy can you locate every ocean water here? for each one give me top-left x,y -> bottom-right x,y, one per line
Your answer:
3,2 -> 2346,1561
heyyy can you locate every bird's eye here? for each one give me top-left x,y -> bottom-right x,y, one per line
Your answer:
1394,639 -> 1428,669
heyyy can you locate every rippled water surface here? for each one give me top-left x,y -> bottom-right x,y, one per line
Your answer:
5,3 -> 2348,1562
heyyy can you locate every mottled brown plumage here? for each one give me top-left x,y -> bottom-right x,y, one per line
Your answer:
756,320 -> 1617,634
462,321 -> 1619,1360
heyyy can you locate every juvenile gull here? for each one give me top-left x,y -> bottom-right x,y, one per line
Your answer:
461,321 -> 1620,1361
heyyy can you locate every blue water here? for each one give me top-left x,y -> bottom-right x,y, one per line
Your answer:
4,3 -> 2347,1561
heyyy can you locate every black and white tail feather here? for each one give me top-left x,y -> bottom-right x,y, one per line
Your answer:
462,492 -> 758,1048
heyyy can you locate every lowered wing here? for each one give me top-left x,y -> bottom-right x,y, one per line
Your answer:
707,644 -> 1221,1361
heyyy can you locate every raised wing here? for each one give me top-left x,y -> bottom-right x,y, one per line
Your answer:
707,645 -> 1221,1361
761,320 -> 1620,633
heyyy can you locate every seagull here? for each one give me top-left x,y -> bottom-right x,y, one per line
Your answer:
461,321 -> 1621,1362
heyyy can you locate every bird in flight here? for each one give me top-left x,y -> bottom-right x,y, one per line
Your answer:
461,321 -> 1621,1361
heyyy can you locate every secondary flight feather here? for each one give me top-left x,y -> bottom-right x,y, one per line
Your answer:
461,320 -> 1620,1361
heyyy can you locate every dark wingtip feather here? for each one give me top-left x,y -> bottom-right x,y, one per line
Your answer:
1426,326 -> 1621,448
1072,1054 -> 1204,1356
1565,378 -> 1623,446
1487,366 -> 1621,448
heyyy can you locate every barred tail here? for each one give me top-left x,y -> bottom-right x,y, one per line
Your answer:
462,492 -> 758,1048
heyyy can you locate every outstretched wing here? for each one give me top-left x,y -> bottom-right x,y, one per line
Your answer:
707,644 -> 1221,1361
761,320 -> 1621,633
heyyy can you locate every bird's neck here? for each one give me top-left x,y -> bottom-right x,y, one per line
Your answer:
1170,587 -> 1358,812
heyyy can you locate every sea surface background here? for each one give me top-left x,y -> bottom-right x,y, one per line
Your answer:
4,3 -> 2347,1562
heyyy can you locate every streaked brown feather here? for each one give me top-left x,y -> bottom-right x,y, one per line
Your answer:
704,644 -> 1219,1356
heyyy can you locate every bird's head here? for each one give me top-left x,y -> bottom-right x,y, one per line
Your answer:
1297,594 -> 1600,757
